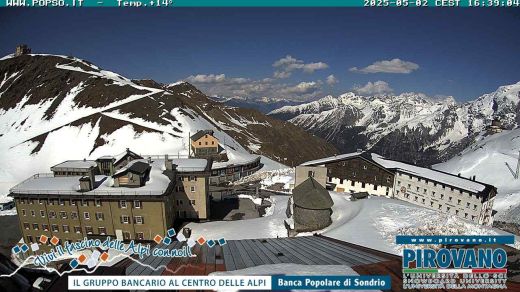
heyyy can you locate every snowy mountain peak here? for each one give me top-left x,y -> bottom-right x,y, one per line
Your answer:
269,81 -> 520,166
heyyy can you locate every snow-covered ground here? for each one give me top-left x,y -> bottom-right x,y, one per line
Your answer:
434,129 -> 520,223
185,195 -> 289,240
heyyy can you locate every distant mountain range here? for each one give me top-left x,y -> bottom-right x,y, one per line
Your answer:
269,84 -> 520,166
211,95 -> 303,113
0,54 -> 337,194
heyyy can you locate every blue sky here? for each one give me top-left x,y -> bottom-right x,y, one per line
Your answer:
1,8 -> 519,102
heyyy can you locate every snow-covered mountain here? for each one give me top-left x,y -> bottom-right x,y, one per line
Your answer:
0,54 -> 337,195
269,84 -> 520,166
433,129 -> 520,225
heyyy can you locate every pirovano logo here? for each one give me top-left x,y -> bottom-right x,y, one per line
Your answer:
397,235 -> 514,290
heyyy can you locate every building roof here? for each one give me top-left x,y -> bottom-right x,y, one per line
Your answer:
292,177 -> 333,209
190,130 -> 215,142
50,160 -> 97,170
114,148 -> 143,165
371,153 -> 489,193
125,235 -> 397,276
301,152 -> 363,166
171,158 -> 210,172
113,160 -> 150,177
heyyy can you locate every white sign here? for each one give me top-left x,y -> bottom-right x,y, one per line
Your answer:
69,276 -> 271,290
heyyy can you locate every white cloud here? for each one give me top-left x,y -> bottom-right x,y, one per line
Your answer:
326,74 -> 338,85
350,58 -> 419,74
185,74 -> 248,84
182,72 -> 323,102
272,55 -> 329,78
280,81 -> 322,94
353,81 -> 394,96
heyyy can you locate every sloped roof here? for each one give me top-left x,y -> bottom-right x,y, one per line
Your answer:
113,161 -> 150,177
293,177 -> 333,209
190,130 -> 215,142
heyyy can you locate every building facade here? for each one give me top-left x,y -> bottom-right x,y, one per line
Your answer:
294,166 -> 327,188
301,152 -> 497,226
10,150 -> 213,253
302,152 -> 394,197
190,130 -> 220,157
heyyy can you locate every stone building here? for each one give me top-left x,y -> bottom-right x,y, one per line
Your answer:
15,44 -> 31,57
290,177 -> 334,232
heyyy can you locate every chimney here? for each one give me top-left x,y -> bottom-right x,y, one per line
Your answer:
79,176 -> 92,192
457,173 -> 461,177
126,148 -> 130,153
83,158 -> 86,162
165,154 -> 173,171
148,156 -> 152,164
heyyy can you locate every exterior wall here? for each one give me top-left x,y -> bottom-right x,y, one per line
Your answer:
191,135 -> 219,155
295,166 -> 327,188
392,171 -> 494,226
209,158 -> 262,185
293,206 -> 332,232
330,177 -> 393,197
13,194 -> 173,253
114,172 -> 144,187
174,174 -> 209,220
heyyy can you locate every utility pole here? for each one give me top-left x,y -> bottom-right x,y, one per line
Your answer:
516,149 -> 520,179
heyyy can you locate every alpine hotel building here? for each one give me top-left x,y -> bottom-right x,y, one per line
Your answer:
9,149 -> 212,252
302,151 -> 496,226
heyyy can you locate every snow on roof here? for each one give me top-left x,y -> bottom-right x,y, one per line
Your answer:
51,160 -> 97,169
371,154 -> 487,193
171,158 -> 208,172
301,152 -> 362,166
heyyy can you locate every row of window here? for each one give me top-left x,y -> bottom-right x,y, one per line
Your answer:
25,231 -> 145,244
21,209 -> 145,223
175,185 -> 196,192
53,171 -> 88,176
401,193 -> 479,220
196,141 -> 216,146
175,199 -> 196,206
398,181 -> 478,209
397,174 -> 475,198
23,223 -> 107,235
18,198 -> 143,209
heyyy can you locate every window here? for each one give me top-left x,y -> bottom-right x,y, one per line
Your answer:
59,198 -> 64,206
456,210 -> 459,215
26,236 -> 33,243
32,223 -> 39,230
74,226 -> 81,234
23,222 -> 30,229
119,200 -> 127,208
414,196 -> 418,202
29,199 -> 34,205
374,185 -> 378,190
308,171 -> 315,177
121,215 -> 130,224
438,204 -> 442,210
40,210 -> 45,217
39,199 -> 44,205
189,176 -> 197,181
361,182 -> 366,188
51,224 -> 59,232
98,227 -> 106,235
123,232 -> 131,240
49,211 -> 56,219
60,211 -> 68,219
21,209 -> 26,216
422,198 -> 425,204
42,224 -> 49,231
430,201 -> 434,207
351,181 -> 355,187
134,216 -> 143,224
83,212 -> 90,220
96,212 -> 104,221
20,198 -> 25,204
70,199 -> 76,206
190,186 -> 196,192
457,199 -> 461,205
363,165 -> 367,170
31,210 -> 35,217
448,197 -> 452,202
189,200 -> 196,205
423,189 -> 427,194
134,200 -> 141,209
416,187 -> 420,192
465,213 -> 468,218
95,199 -> 101,207
473,204 -> 478,210
63,225 -> 70,233
136,232 -> 144,240
85,226 -> 93,234
432,191 -> 435,197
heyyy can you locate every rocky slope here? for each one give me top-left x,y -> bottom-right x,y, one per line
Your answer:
269,85 -> 520,166
0,54 -> 337,194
